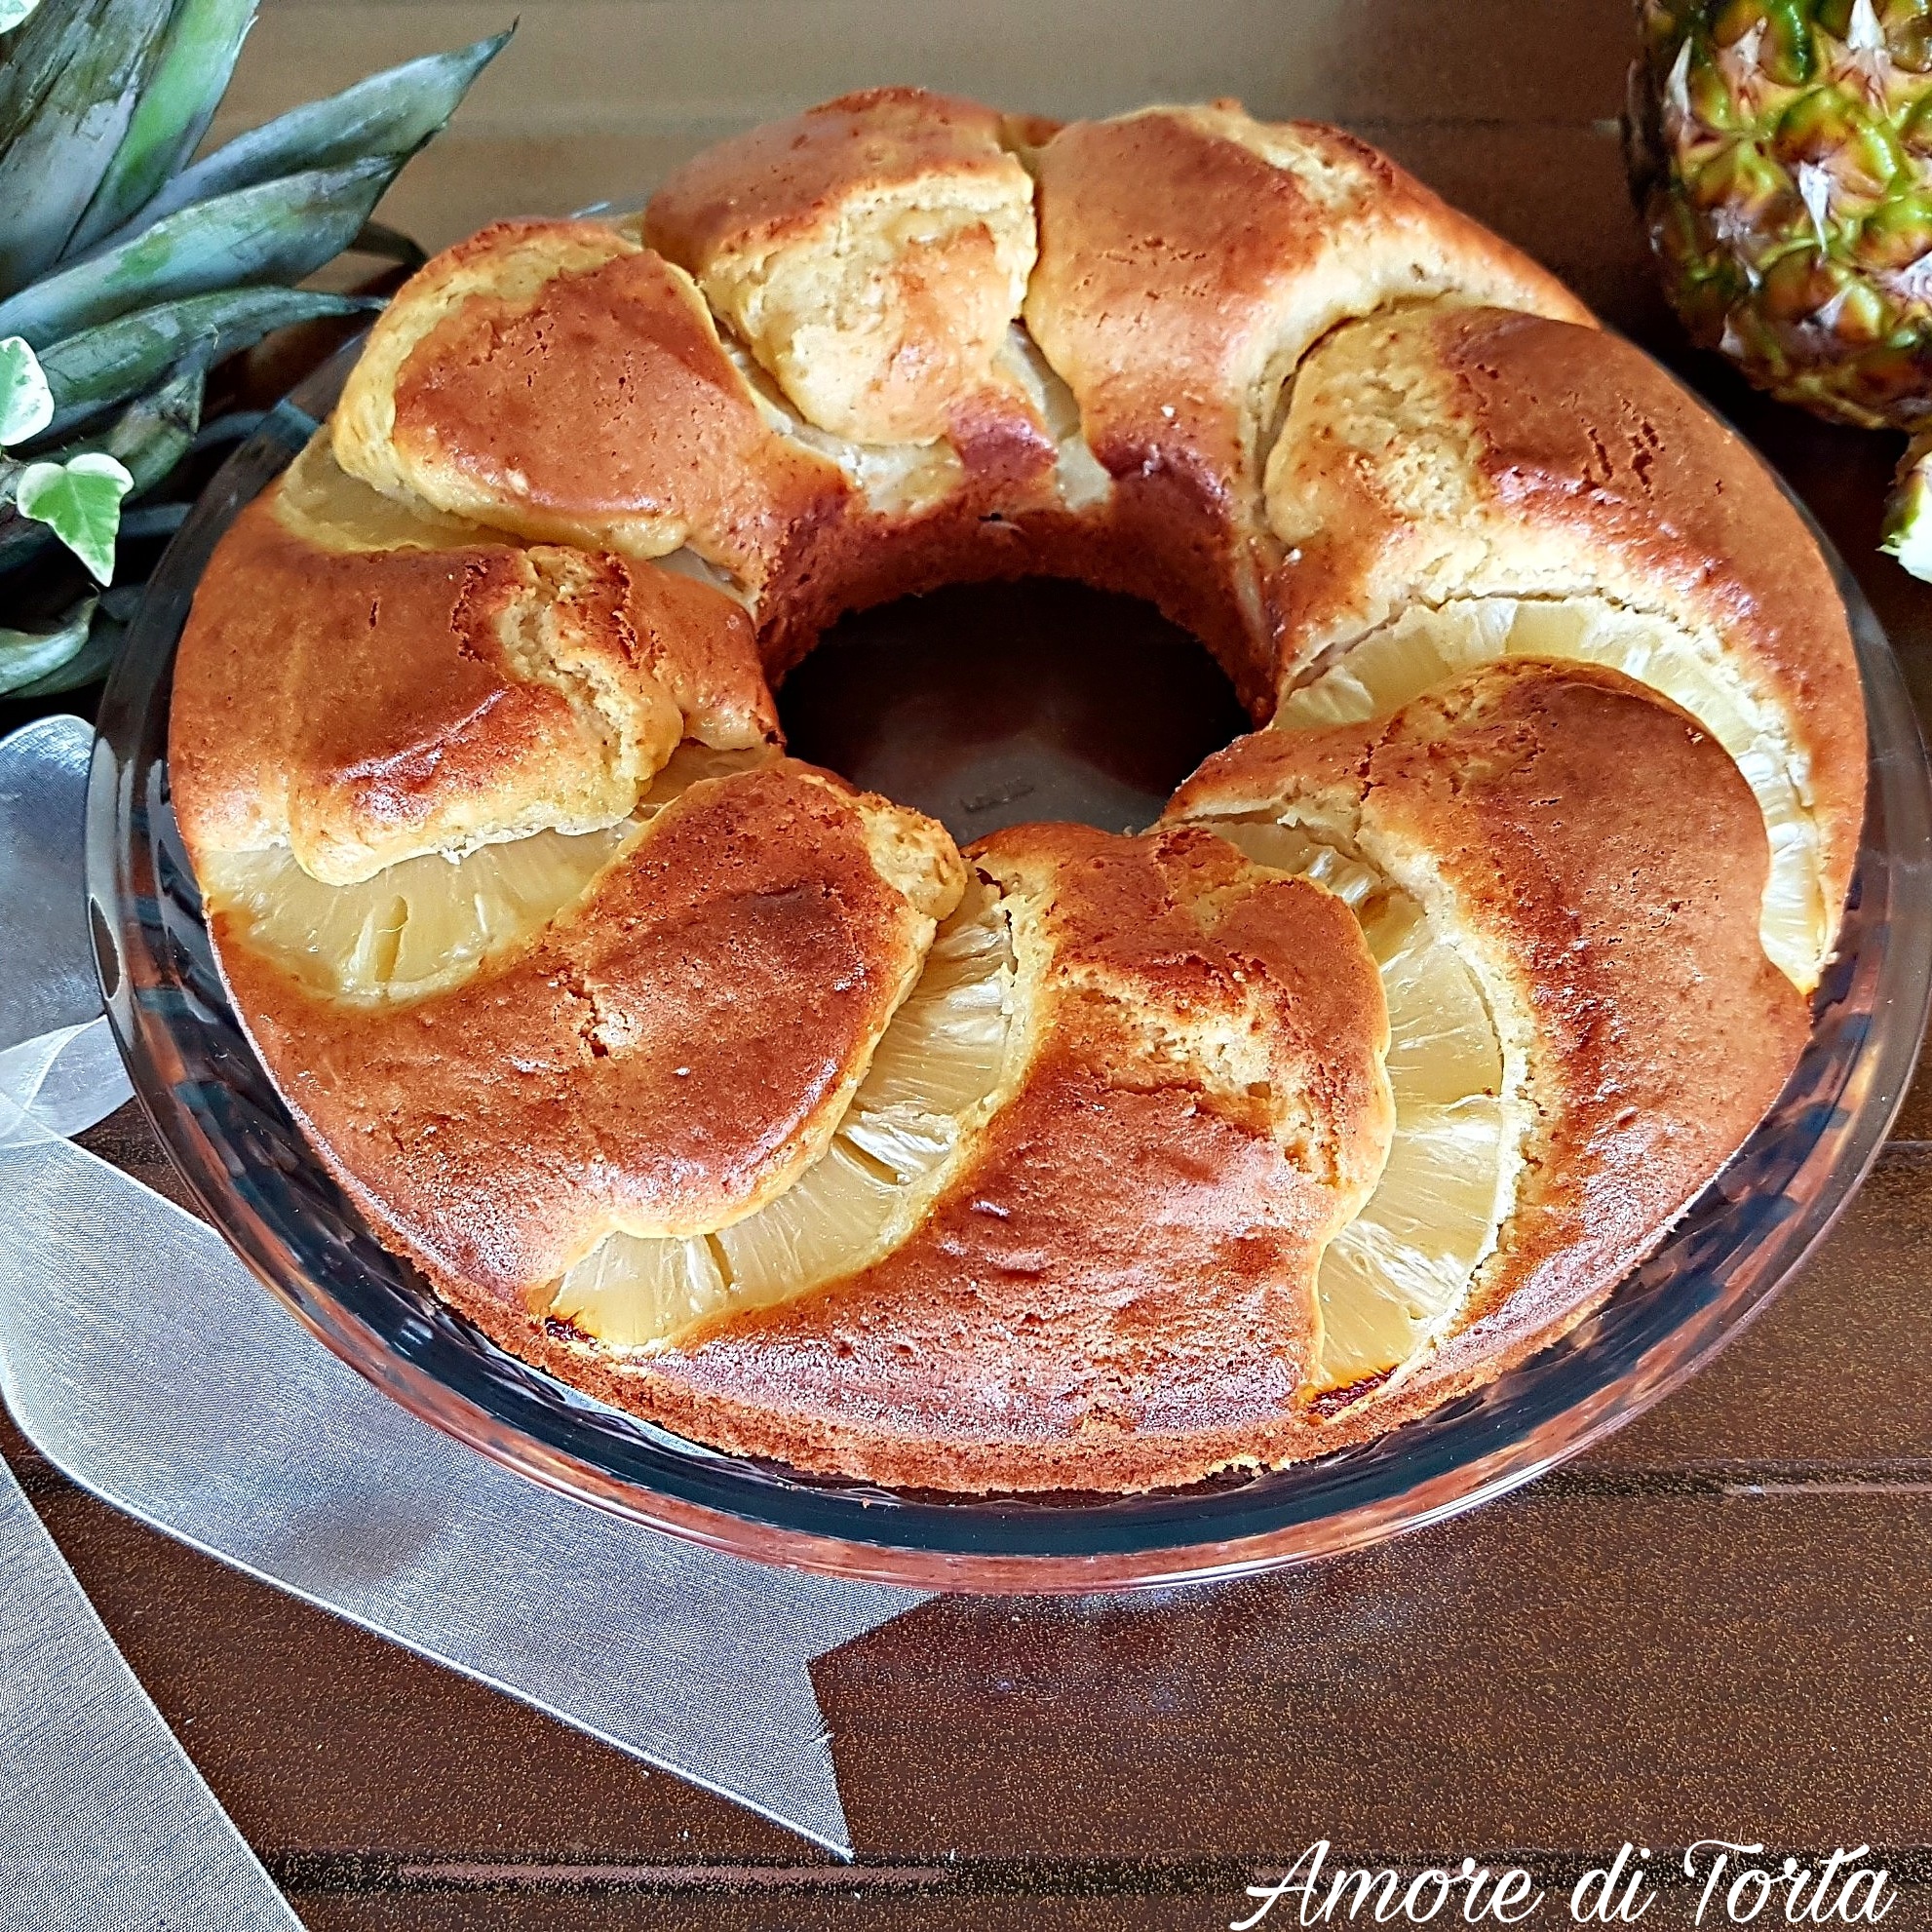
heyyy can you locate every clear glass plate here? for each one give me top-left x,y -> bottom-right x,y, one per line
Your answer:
87,349 -> 1932,1591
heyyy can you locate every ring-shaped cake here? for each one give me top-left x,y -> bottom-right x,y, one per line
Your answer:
169,90 -> 1864,1494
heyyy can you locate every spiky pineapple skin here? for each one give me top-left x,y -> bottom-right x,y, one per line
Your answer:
1630,0 -> 1932,429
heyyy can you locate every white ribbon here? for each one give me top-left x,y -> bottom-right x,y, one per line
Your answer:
0,1015 -> 132,1148
0,1458 -> 305,1932
0,1131 -> 915,1857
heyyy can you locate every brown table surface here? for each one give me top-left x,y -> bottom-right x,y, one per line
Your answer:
10,2 -> 1932,1926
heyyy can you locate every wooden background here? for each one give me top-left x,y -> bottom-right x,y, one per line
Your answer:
9,1 -> 1932,1925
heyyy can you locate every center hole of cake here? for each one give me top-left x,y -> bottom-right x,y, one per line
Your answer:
777,578 -> 1250,847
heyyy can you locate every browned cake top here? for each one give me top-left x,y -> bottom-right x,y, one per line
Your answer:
171,460 -> 775,882
171,495 -> 673,882
217,762 -> 963,1298
1266,303 -> 1866,951
337,221 -> 850,588
646,86 -> 1024,265
1024,108 -> 1591,542
1172,658 -> 1811,1417
620,560 -> 778,752
619,822 -> 1394,1492
166,92 -> 1864,1496
647,88 -> 1044,457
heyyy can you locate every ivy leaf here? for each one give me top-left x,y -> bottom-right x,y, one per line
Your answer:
0,335 -> 53,445
0,0 -> 45,32
16,450 -> 133,583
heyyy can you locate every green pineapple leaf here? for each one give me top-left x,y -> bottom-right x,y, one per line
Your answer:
67,0 -> 261,255
0,19 -> 505,696
95,353 -> 205,485
0,0 -> 175,295
88,29 -> 512,249
16,449 -> 134,582
0,334 -> 53,445
38,286 -> 372,437
0,155 -> 401,347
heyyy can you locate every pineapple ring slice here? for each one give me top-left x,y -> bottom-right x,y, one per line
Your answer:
199,743 -> 773,1006
274,425 -> 492,554
1210,819 -> 1521,1395
1274,595 -> 1822,991
198,825 -> 634,1007
547,879 -> 1016,1349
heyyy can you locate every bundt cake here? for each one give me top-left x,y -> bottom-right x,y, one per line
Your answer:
168,89 -> 1866,1494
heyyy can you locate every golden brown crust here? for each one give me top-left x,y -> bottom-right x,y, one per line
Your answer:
645,87 -> 1038,445
1265,303 -> 1866,964
648,87 -> 1021,263
621,562 -> 778,752
171,457 -> 782,881
555,822 -> 1394,1493
1021,105 -> 1593,700
334,219 -> 637,508
214,762 -> 964,1298
326,110 -> 1596,715
336,220 -> 852,592
1172,658 -> 1812,1434
171,493 -> 678,883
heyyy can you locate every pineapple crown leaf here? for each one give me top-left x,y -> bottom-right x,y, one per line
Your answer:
0,11 -> 511,676
77,28 -> 515,259
0,0 -> 178,293
67,0 -> 260,258
38,287 -> 375,440
0,335 -> 54,445
16,449 -> 133,584
0,19 -> 513,306
0,155 -> 402,348
92,353 -> 207,490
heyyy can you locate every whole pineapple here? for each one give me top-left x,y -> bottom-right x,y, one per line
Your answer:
1630,0 -> 1932,422
1627,0 -> 1932,572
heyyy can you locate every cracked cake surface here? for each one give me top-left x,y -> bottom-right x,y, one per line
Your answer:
170,88 -> 1863,1494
